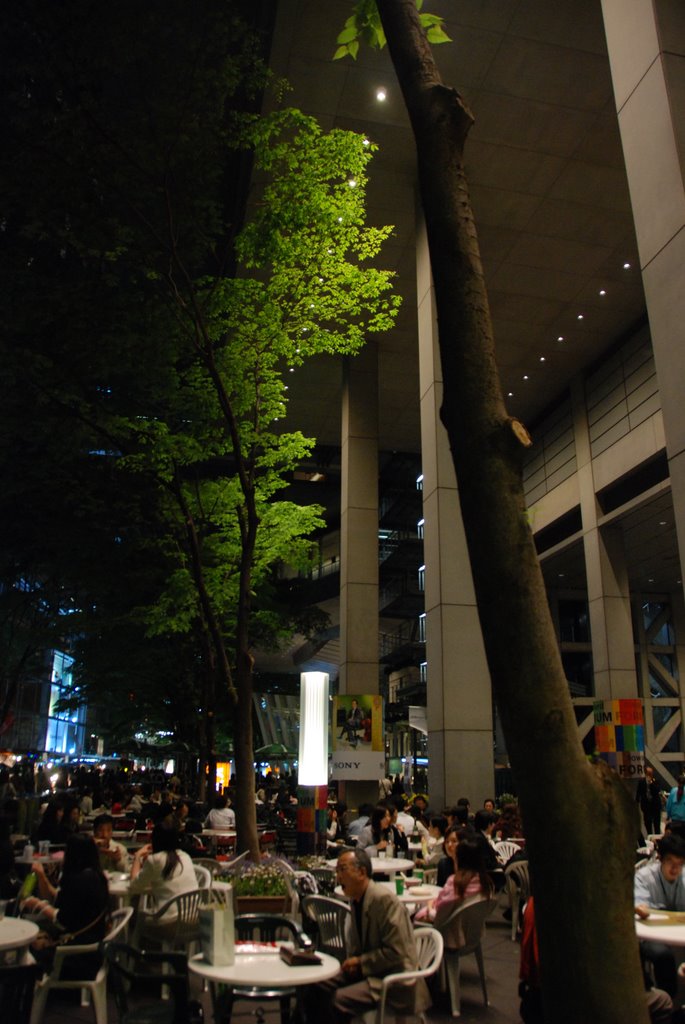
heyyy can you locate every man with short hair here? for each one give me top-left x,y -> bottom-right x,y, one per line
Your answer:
306,848 -> 430,1023
93,813 -> 130,872
635,832 -> 685,996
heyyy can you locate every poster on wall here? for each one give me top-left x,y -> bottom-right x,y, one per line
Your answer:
331,694 -> 385,780
593,698 -> 645,780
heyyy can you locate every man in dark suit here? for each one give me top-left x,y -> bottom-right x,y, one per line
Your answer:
306,848 -> 430,1023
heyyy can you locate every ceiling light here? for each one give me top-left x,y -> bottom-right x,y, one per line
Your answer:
659,521 -> 667,526
508,391 -> 513,397
289,367 -> 294,373
376,88 -> 387,102
523,374 -> 529,381
558,573 -> 565,578
577,313 -> 584,320
648,578 -> 655,583
599,289 -> 606,296
557,335 -> 564,342
540,356 -> 545,362
623,262 -> 631,269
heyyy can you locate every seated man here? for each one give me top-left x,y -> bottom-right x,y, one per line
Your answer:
635,832 -> 685,996
93,813 -> 130,872
203,794 -> 236,830
306,848 -> 430,1024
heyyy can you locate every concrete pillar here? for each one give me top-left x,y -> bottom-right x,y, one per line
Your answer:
416,211 -> 494,811
339,347 -> 379,696
339,347 -> 379,811
601,0 -> 685,601
572,378 -> 638,698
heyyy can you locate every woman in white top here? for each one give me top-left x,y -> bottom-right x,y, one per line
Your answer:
203,794 -> 236,830
129,823 -> 196,928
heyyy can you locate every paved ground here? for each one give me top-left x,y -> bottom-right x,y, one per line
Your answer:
41,915 -> 523,1024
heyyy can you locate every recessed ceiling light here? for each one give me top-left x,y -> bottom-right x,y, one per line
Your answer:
577,313 -> 584,320
648,577 -> 655,583
540,356 -> 545,362
523,374 -> 529,381
599,289 -> 606,296
289,367 -> 295,373
558,573 -> 565,578
659,521 -> 667,526
376,88 -> 387,102
508,391 -> 513,397
623,262 -> 631,269
557,336 -> 564,342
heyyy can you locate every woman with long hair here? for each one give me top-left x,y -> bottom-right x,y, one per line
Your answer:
23,833 -> 110,978
415,836 -> 493,923
129,821 -> 196,925
356,804 -> 392,855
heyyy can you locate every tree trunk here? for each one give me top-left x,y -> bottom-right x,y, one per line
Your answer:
376,3 -> 647,1021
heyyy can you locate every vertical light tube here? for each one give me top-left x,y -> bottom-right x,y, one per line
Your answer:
298,671 -> 329,785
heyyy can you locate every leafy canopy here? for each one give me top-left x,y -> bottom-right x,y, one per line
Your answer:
334,0 -> 451,60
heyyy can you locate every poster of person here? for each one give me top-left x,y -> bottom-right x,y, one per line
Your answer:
331,694 -> 385,780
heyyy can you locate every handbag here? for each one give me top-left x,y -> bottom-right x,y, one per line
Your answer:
32,906 -> 108,950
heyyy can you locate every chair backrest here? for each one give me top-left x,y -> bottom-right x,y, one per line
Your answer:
0,963 -> 41,1024
193,863 -> 212,888
106,905 -> 135,944
434,895 -> 498,951
235,912 -> 306,946
301,896 -> 350,960
310,867 -> 336,896
193,858 -> 222,878
504,859 -> 530,900
493,840 -> 521,864
413,927 -> 444,975
226,849 -> 249,871
105,943 -> 193,1024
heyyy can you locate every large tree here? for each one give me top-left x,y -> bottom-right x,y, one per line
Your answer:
1,1 -> 400,858
336,3 -> 646,1022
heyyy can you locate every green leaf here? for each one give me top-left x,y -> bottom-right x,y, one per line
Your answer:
337,24 -> 358,44
426,24 -> 452,44
333,44 -> 351,60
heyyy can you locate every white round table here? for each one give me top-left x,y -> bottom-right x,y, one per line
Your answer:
189,944 -> 341,986
636,912 -> 685,946
335,880 -> 441,907
326,856 -> 414,881
0,917 -> 39,965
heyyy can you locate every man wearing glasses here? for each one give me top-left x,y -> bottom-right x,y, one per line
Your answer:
306,848 -> 429,1023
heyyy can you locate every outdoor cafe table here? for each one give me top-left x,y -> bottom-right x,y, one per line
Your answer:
335,880 -> 441,908
326,856 -> 414,882
189,942 -> 341,988
636,910 -> 685,946
0,917 -> 39,965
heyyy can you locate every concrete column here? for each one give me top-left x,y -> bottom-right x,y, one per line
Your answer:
601,0 -> 685,601
339,346 -> 379,697
572,378 -> 638,698
416,211 -> 494,811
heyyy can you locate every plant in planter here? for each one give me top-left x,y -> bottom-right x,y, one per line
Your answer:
228,858 -> 291,913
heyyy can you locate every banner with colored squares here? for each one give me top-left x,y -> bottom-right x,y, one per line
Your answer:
593,698 -> 645,779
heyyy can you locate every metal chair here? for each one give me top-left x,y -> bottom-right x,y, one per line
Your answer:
30,905 -> 134,1024
301,894 -> 350,962
214,913 -> 311,1024
432,895 -> 498,1017
503,859 -> 530,940
136,889 -> 206,955
0,963 -> 41,1024
363,927 -> 444,1024
105,942 -> 203,1024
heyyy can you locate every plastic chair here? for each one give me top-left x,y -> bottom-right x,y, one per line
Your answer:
310,867 -> 336,896
136,889 -> 206,955
492,840 -> 520,865
0,962 -> 41,1024
503,860 -> 530,940
363,927 -> 444,1024
301,895 -> 350,962
30,905 -> 134,1024
224,849 -> 249,872
193,864 -> 212,889
213,913 -> 311,1024
105,942 -> 203,1024
432,895 -> 498,1017
193,857 -> 223,878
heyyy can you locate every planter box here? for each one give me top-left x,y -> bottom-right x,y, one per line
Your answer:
235,895 -> 289,915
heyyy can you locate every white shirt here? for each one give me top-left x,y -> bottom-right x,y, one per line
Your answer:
204,807 -> 236,830
129,849 -> 197,917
